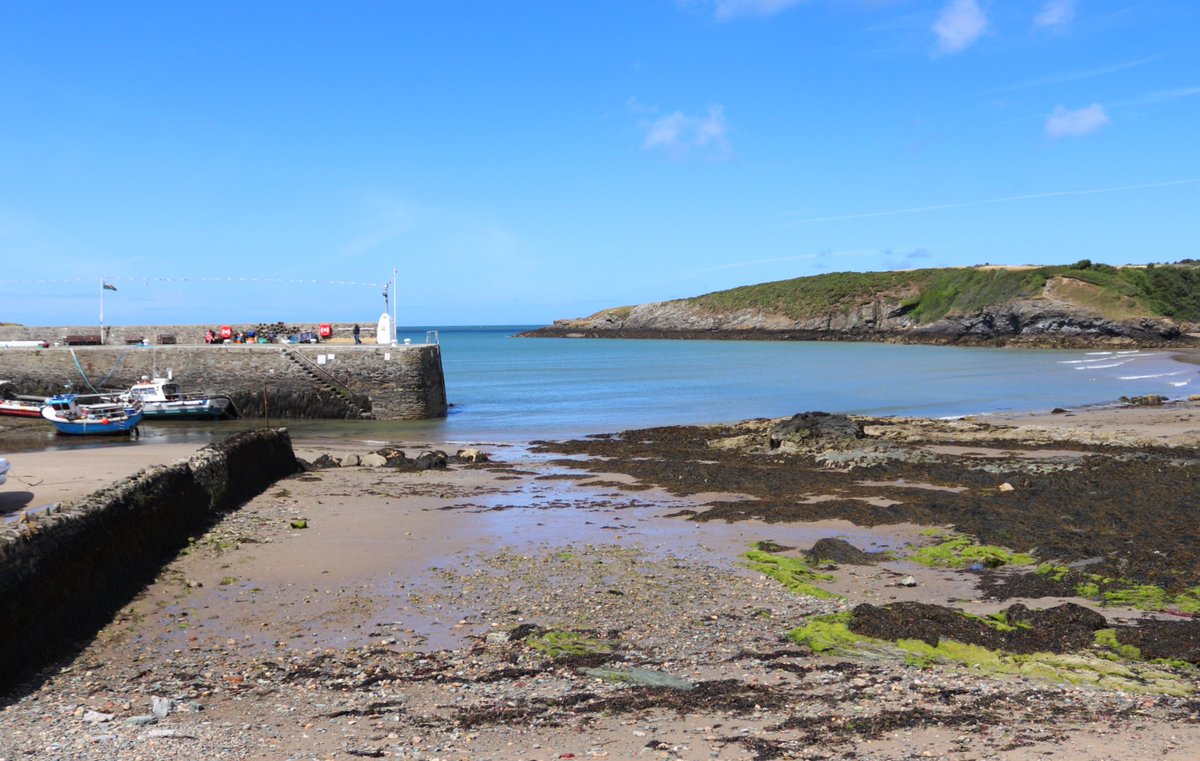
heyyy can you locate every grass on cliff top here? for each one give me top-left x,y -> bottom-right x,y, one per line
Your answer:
683,262 -> 1200,324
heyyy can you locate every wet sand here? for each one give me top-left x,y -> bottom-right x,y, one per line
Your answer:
1,405 -> 1199,758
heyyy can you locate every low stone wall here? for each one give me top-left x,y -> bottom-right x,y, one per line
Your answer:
0,342 -> 447,420
0,428 -> 300,695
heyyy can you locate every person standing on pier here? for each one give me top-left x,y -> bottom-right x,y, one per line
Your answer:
353,324 -> 361,344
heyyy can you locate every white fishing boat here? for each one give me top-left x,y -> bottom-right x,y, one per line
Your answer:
123,377 -> 233,420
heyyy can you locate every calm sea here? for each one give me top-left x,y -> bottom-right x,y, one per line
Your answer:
284,325 -> 1197,444
25,325 -> 1200,449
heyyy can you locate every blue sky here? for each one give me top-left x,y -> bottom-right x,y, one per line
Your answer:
1,1 -> 1197,327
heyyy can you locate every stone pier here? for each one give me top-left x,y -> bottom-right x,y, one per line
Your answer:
0,324 -> 446,420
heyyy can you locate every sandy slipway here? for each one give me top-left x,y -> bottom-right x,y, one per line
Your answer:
1,408 -> 1200,759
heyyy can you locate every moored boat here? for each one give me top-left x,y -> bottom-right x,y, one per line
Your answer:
41,394 -> 144,435
123,377 -> 234,420
0,381 -> 46,418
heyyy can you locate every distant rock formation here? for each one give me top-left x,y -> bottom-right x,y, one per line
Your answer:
522,267 -> 1198,347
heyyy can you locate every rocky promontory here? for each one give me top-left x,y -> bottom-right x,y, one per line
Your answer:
523,263 -> 1200,347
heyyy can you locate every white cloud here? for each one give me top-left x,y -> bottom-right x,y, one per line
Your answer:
932,0 -> 987,55
1034,0 -> 1076,29
642,105 -> 731,159
1045,103 -> 1111,138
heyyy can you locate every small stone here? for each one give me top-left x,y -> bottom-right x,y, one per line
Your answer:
125,714 -> 158,726
898,575 -> 918,587
998,482 -> 1015,492
151,696 -> 177,717
82,710 -> 114,724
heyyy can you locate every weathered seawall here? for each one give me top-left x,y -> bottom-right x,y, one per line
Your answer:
0,324 -> 447,420
0,428 -> 299,695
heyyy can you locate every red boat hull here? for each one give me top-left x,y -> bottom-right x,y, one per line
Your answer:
0,402 -> 44,418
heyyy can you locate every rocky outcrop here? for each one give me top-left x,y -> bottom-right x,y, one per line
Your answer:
523,295 -> 1190,347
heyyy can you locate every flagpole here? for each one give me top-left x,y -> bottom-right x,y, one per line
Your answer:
99,278 -> 105,345
391,266 -> 398,345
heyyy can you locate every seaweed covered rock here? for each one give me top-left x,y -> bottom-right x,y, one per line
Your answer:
805,538 -> 881,566
769,412 -> 863,450
307,454 -> 340,470
373,447 -> 410,468
848,601 -> 1108,654
413,450 -> 448,470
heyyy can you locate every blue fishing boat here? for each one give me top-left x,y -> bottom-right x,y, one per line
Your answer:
40,393 -> 144,435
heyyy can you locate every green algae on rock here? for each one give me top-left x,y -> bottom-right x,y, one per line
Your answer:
744,548 -> 839,599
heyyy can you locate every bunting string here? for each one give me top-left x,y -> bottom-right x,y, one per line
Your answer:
0,276 -> 386,287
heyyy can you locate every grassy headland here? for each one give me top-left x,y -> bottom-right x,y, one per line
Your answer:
686,261 -> 1200,323
525,261 -> 1200,346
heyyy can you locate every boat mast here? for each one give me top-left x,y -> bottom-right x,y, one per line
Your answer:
391,266 -> 398,345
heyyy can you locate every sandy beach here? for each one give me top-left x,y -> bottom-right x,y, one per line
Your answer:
1,402 -> 1199,759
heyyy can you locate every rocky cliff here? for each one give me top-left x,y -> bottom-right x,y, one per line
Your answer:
524,268 -> 1198,348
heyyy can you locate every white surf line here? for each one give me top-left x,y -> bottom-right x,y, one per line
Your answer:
1118,370 -> 1191,380
1076,362 -> 1136,370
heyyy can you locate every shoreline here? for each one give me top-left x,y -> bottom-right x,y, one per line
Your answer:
519,324 -> 1200,350
1,403 -> 1198,758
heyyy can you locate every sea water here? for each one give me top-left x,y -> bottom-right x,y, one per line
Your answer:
276,325 -> 1198,444
35,326 -> 1200,449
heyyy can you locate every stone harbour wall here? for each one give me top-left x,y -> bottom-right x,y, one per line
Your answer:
0,341 -> 447,420
0,428 -> 300,695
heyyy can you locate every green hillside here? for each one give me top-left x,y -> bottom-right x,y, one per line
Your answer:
686,262 -> 1200,324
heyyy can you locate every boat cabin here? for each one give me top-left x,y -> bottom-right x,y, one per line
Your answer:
128,378 -> 183,403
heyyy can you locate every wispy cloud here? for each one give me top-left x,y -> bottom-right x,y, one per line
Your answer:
787,178 -> 1200,225
1110,86 -> 1200,108
687,248 -> 885,275
1045,103 -> 1110,138
679,0 -> 808,21
932,0 -> 987,55
1034,0 -> 1076,29
993,55 -> 1163,93
641,104 -> 732,159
